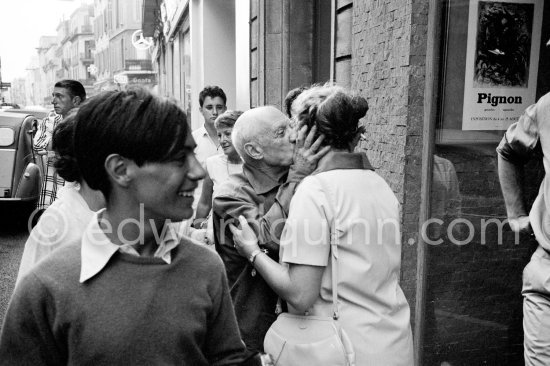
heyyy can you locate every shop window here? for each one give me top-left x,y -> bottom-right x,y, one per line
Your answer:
422,1 -> 550,365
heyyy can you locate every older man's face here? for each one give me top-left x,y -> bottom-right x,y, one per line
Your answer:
258,116 -> 297,167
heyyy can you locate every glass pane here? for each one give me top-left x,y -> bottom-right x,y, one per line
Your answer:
423,0 -> 550,365
183,29 -> 192,121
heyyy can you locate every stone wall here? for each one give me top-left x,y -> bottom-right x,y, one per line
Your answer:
352,0 -> 429,323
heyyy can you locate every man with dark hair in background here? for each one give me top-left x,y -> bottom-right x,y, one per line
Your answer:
193,86 -> 228,168
34,79 -> 86,211
185,86 -> 227,236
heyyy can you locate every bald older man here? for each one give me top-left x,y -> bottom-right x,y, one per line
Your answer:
212,106 -> 329,353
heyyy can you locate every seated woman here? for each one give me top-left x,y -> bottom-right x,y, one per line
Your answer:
231,84 -> 414,365
16,112 -> 105,285
194,110 -> 244,244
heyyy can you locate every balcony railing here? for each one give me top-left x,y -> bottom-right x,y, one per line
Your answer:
80,52 -> 94,62
125,59 -> 153,71
72,25 -> 93,34
69,25 -> 93,41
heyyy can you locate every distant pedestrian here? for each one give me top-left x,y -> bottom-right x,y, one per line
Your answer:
34,79 -> 85,212
182,86 -> 227,239
191,86 -> 228,207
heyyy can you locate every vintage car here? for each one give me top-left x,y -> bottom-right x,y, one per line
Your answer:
0,111 -> 42,219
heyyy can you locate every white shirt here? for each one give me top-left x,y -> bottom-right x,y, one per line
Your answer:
192,125 -> 220,211
79,209 -> 180,282
206,154 -> 243,198
497,93 -> 550,251
17,182 -> 93,285
201,154 -> 243,244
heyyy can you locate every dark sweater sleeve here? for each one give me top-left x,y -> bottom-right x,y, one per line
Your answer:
0,273 -> 65,365
205,260 -> 247,366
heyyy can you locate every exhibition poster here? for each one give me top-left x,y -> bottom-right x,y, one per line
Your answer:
462,0 -> 544,130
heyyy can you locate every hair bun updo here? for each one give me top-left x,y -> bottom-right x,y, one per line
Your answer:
52,112 -> 81,183
315,90 -> 367,150
350,95 -> 369,121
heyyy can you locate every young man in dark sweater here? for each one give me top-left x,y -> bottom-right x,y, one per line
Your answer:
0,88 -> 252,365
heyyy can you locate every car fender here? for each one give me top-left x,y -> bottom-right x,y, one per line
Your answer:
14,163 -> 41,201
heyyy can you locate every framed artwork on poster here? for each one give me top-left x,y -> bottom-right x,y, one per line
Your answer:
462,0 -> 544,131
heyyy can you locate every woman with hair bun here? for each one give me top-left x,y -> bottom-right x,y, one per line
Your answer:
16,111 -> 105,284
232,84 -> 413,365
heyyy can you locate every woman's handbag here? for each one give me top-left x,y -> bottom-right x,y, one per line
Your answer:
263,175 -> 356,366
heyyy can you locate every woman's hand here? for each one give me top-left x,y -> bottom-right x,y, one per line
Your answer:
229,215 -> 260,258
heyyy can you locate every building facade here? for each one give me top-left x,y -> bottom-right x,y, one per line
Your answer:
24,56 -> 42,107
35,36 -> 59,106
93,0 -> 156,91
145,1 -> 550,365
9,78 -> 26,107
67,4 -> 96,96
142,0 -> 249,129
23,4 -> 96,107
21,0 -> 156,106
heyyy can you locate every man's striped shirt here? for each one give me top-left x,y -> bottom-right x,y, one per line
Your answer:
33,111 -> 65,210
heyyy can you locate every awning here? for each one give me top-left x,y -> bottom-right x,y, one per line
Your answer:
142,0 -> 159,37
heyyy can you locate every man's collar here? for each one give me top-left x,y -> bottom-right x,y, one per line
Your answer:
313,151 -> 374,175
79,209 -> 180,283
243,164 -> 287,195
198,125 -> 208,137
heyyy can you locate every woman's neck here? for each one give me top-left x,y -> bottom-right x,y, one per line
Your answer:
78,181 -> 106,212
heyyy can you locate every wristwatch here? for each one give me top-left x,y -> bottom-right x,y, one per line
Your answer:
248,248 -> 268,265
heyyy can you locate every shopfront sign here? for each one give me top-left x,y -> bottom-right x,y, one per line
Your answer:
126,73 -> 157,85
462,0 -> 544,130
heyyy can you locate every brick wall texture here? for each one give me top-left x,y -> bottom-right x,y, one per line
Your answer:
352,0 -> 429,325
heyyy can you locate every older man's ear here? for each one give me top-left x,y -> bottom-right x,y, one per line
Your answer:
243,142 -> 263,161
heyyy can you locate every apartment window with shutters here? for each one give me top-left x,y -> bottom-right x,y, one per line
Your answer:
332,0 -> 352,89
